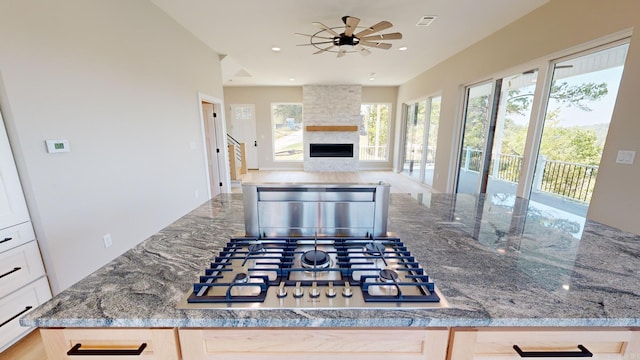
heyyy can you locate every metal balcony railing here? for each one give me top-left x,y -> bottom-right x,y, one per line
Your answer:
359,145 -> 388,160
460,147 -> 599,203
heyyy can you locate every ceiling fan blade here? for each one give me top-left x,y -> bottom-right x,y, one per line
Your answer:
360,32 -> 403,41
313,45 -> 336,55
355,45 -> 371,56
297,40 -> 334,46
355,21 -> 393,38
360,41 -> 393,50
342,16 -> 360,37
294,33 -> 334,40
312,22 -> 340,37
337,47 -> 347,58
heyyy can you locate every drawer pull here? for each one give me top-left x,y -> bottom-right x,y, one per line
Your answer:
0,267 -> 21,279
67,342 -> 147,356
0,237 -> 12,244
513,345 -> 593,358
0,305 -> 33,328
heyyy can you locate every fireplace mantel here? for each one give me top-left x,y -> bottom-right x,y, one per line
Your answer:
306,125 -> 358,132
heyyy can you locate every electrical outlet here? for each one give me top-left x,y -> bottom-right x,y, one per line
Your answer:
616,150 -> 636,165
103,233 -> 112,248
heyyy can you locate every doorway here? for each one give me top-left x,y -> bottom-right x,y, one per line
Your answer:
229,104 -> 258,169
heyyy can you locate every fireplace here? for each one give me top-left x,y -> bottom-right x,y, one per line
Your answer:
309,143 -> 354,158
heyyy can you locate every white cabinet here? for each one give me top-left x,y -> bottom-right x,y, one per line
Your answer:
0,113 -> 29,231
0,277 -> 50,351
0,111 -> 51,352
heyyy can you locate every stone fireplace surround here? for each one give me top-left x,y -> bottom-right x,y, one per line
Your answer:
303,85 -> 361,172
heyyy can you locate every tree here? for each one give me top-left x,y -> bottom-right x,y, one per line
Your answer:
361,104 -> 389,146
272,104 -> 302,125
462,80 -> 609,158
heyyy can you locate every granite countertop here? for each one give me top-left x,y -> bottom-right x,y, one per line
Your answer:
22,192 -> 640,328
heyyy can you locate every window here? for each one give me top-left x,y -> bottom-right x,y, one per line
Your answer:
360,104 -> 390,161
271,103 -> 303,161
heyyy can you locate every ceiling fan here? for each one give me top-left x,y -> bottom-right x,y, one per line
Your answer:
296,16 -> 402,58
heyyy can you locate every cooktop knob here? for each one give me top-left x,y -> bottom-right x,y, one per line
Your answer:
342,282 -> 353,297
325,282 -> 337,298
293,282 -> 304,298
309,281 -> 320,298
276,281 -> 287,298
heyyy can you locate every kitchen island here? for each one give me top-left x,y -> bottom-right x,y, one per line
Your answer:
20,192 -> 640,359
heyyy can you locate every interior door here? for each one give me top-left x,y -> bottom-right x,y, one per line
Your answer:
201,102 -> 222,198
229,104 -> 258,169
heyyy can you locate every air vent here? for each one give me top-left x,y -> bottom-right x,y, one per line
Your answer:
416,15 -> 436,27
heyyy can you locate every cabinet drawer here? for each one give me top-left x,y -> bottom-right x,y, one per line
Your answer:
179,328 -> 449,360
0,277 -> 51,352
450,328 -> 640,360
0,240 -> 46,298
40,328 -> 180,360
0,221 -> 35,254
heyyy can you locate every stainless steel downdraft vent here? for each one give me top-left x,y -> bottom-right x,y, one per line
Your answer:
417,16 -> 436,27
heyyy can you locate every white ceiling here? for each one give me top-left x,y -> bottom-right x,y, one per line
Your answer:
150,0 -> 549,87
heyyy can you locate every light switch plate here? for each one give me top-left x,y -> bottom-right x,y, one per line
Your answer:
616,150 -> 636,164
46,139 -> 70,153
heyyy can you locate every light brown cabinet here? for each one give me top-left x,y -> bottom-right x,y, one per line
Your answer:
39,328 -> 180,360
36,327 -> 640,360
449,328 -> 640,360
178,328 -> 449,360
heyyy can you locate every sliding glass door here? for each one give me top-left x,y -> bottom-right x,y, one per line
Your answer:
456,82 -> 493,194
455,40 -> 629,217
530,42 -> 628,213
424,96 -> 441,186
485,71 -> 538,195
402,102 -> 425,179
402,97 -> 441,185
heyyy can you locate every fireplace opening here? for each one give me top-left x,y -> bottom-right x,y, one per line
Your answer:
309,143 -> 354,158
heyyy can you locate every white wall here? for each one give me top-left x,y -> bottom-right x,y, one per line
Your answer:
0,0 -> 224,293
396,0 -> 640,234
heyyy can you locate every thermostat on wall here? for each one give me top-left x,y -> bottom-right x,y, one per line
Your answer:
45,139 -> 70,153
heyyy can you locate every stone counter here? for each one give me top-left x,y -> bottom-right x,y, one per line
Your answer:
21,192 -> 640,328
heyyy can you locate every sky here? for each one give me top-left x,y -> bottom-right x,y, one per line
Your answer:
548,66 -> 624,127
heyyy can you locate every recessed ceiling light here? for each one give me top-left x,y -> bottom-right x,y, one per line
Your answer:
289,78 -> 295,81
369,77 -> 375,81
272,47 -> 281,52
416,16 -> 436,27
399,46 -> 408,51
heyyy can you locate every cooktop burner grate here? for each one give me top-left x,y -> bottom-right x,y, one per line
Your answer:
179,235 -> 449,309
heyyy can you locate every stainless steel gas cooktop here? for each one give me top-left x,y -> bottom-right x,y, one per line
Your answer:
177,183 -> 449,310
177,235 -> 449,309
